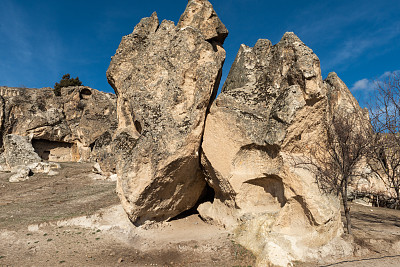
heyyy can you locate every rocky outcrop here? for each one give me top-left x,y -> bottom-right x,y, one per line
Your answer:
198,33 -> 354,265
107,0 -> 227,225
0,86 -> 117,172
3,134 -> 41,169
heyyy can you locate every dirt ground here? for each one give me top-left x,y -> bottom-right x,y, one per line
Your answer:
296,203 -> 400,267
0,162 -> 255,267
1,162 -> 400,267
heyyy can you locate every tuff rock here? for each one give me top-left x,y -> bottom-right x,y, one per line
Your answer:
27,162 -> 61,174
0,86 -> 117,172
198,33 -> 357,265
9,166 -> 31,183
324,73 -> 387,198
107,0 -> 227,225
3,134 -> 41,170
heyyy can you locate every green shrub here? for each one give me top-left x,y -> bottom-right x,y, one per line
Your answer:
54,74 -> 83,96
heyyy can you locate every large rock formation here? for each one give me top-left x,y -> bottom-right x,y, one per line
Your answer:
107,0 -> 227,225
3,134 -> 41,169
0,86 -> 117,172
198,33 -> 355,265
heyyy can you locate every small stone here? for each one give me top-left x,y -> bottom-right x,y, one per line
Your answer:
9,166 -> 31,183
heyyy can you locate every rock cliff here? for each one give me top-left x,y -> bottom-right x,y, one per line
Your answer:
107,0 -> 227,225
198,33 -> 357,265
0,86 -> 117,172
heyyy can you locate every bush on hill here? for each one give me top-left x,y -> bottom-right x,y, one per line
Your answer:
54,74 -> 83,96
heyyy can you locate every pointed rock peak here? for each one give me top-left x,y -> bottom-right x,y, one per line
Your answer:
252,39 -> 272,56
132,11 -> 159,36
325,72 -> 346,88
279,32 -> 304,45
177,0 -> 228,44
254,39 -> 272,49
326,72 -> 339,81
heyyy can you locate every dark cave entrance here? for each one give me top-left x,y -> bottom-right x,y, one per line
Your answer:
79,88 -> 92,99
169,183 -> 215,221
32,139 -> 80,162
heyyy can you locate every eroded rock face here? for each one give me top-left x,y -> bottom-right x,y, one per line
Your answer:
199,33 -> 352,265
0,86 -> 117,171
107,0 -> 227,225
4,134 -> 41,169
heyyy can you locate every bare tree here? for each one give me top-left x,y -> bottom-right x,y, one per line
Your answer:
368,72 -> 400,206
296,110 -> 370,234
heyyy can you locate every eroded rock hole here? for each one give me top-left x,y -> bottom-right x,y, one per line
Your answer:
79,88 -> 92,100
32,139 -> 80,162
134,120 -> 142,134
168,183 -> 215,221
240,175 -> 286,213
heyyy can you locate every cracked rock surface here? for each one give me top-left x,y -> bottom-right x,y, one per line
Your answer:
198,33 -> 363,266
0,86 -> 117,172
107,0 -> 227,225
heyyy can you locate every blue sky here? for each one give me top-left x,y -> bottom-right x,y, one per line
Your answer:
1,0 -> 399,107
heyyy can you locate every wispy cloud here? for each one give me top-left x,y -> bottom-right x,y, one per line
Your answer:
327,23 -> 400,69
292,1 -> 400,71
351,70 -> 400,91
351,78 -> 373,91
0,0 -> 63,87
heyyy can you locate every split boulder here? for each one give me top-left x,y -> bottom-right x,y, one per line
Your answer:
107,0 -> 227,224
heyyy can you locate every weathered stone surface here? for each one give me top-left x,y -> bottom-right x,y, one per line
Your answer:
0,86 -> 117,171
9,166 -> 31,183
4,134 -> 41,169
325,72 -> 368,116
199,33 -> 352,265
107,0 -> 227,225
27,162 -> 61,174
177,0 -> 228,44
8,161 -> 61,182
324,73 -> 387,198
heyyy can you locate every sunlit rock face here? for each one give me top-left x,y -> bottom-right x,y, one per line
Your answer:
107,0 -> 227,225
198,33 -> 358,266
0,86 -> 117,172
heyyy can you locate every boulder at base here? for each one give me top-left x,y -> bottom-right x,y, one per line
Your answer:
107,0 -> 227,225
3,134 -> 41,169
199,33 -> 355,266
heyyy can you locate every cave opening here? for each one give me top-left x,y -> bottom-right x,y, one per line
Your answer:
168,182 -> 215,221
79,88 -> 92,100
32,139 -> 80,162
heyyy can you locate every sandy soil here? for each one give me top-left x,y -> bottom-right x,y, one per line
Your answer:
0,162 -> 255,267
2,162 -> 400,266
296,203 -> 400,267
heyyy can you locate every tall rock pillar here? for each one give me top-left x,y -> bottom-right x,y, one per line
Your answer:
107,0 -> 228,225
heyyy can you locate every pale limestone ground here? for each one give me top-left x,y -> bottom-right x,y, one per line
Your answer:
1,162 -> 400,266
296,202 -> 400,267
0,162 -> 255,267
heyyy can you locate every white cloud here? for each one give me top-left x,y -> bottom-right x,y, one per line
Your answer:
380,70 -> 400,79
351,70 -> 400,91
292,1 -> 400,70
351,78 -> 373,91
